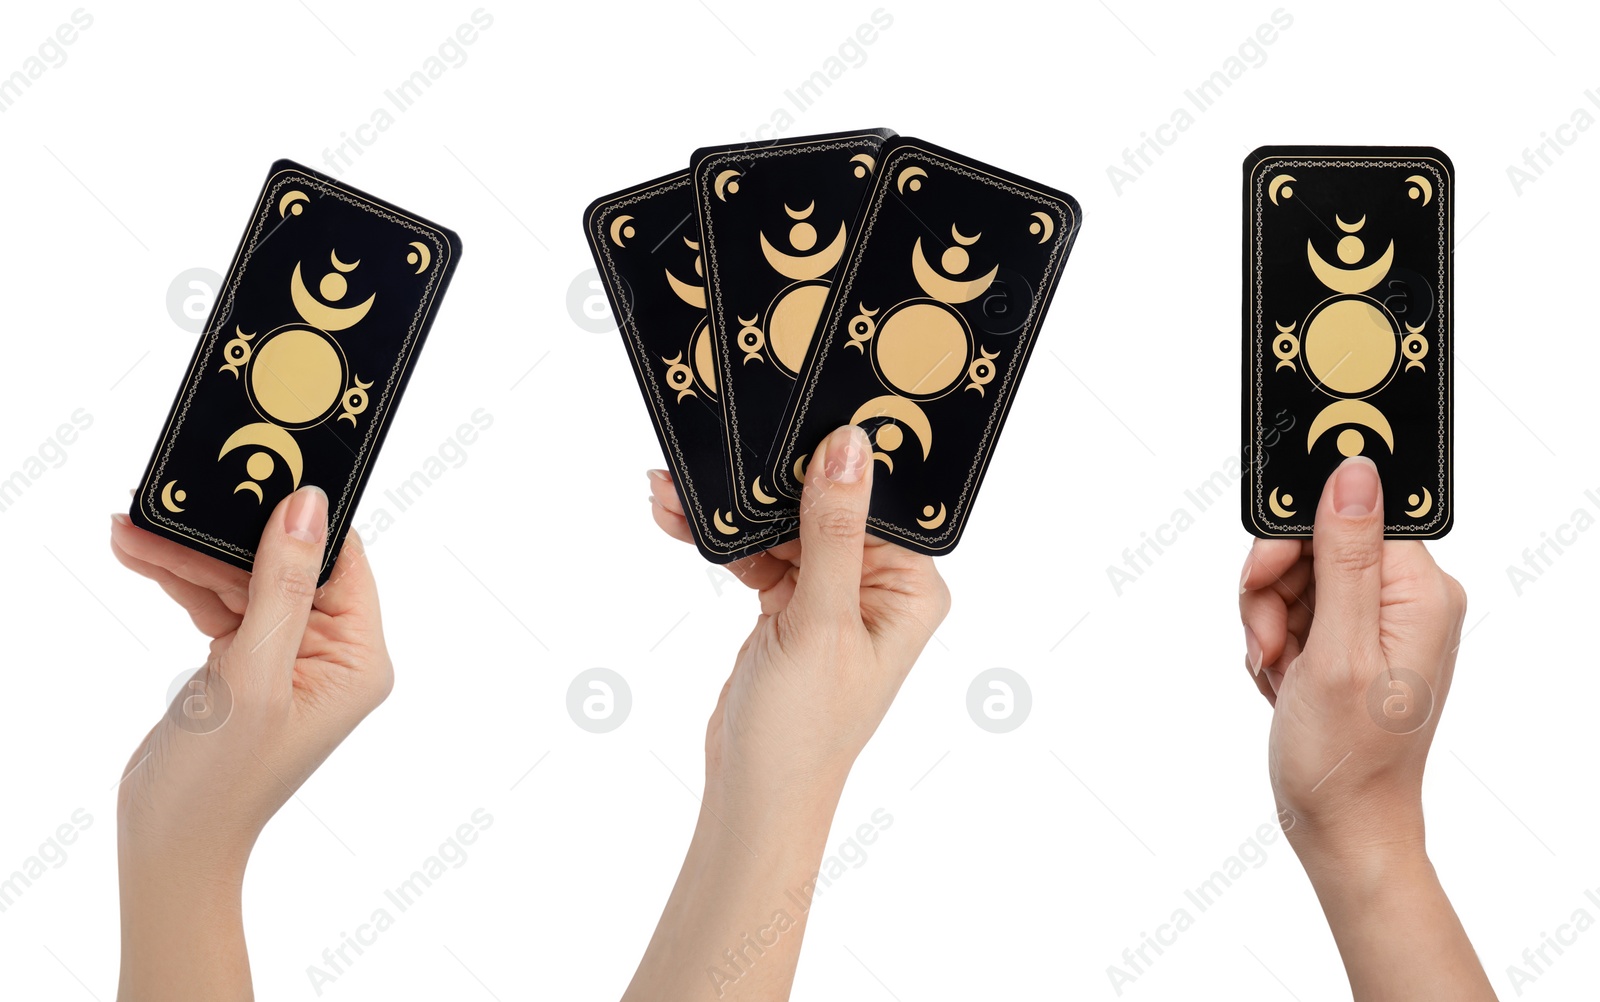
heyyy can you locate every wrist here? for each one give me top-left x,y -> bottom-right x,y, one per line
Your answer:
1289,819 -> 1430,896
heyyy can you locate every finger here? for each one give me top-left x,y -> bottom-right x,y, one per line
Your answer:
726,550 -> 793,594
1240,538 -> 1304,594
1307,456 -> 1385,663
649,495 -> 697,545
234,486 -> 329,684
1241,588 -> 1289,673
1244,654 -> 1276,707
647,469 -> 685,517
313,530 -> 381,619
111,516 -> 243,637
790,424 -> 872,625
110,515 -> 253,615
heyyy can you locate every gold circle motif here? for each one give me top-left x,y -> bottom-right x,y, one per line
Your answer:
1336,428 -> 1365,457
768,284 -> 829,374
250,328 -> 344,426
875,303 -> 968,397
1305,299 -> 1395,395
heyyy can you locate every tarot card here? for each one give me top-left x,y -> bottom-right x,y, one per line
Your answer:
1242,146 -> 1453,537
585,170 -> 796,561
692,128 -> 894,522
771,137 -> 1081,555
131,159 -> 461,581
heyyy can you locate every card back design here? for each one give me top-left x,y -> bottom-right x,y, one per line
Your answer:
584,171 -> 796,561
131,160 -> 460,580
693,128 -> 894,522
1242,146 -> 1452,538
773,137 -> 1081,555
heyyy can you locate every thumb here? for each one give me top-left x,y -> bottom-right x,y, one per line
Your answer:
1307,456 -> 1385,662
236,485 -> 329,682
791,424 -> 872,626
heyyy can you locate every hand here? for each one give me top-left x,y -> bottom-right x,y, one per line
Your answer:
1239,456 -> 1492,1001
111,486 -> 393,1001
1240,456 -> 1464,852
648,424 -> 950,801
628,425 -> 950,1000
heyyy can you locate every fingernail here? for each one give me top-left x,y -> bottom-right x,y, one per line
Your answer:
111,513 -> 130,527
285,485 -> 328,544
1245,625 -> 1263,676
1332,456 -> 1380,517
1239,561 -> 1250,595
647,469 -> 669,482
822,426 -> 869,484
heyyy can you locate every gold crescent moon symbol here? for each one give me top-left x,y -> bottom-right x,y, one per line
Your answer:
291,263 -> 375,331
850,153 -> 876,177
911,238 -> 998,304
752,477 -> 777,505
714,170 -> 742,200
713,509 -> 738,535
1336,214 -> 1366,233
1405,487 -> 1434,517
610,214 -> 636,247
160,480 -> 187,513
664,267 -> 707,309
406,241 -> 431,273
1405,174 -> 1433,205
1268,174 -> 1296,204
330,250 -> 359,273
278,190 -> 309,217
1275,321 -> 1296,333
759,222 -> 846,281
1307,400 -> 1395,454
916,502 -> 947,530
219,423 -> 305,488
793,453 -> 809,484
1306,239 -> 1395,295
233,481 -> 265,503
850,395 -> 933,461
951,225 -> 980,246
1268,487 -> 1297,518
1029,211 -> 1054,243
785,201 -> 815,220
896,166 -> 928,193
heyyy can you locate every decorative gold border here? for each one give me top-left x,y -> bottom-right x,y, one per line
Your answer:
584,173 -> 792,556
136,167 -> 453,572
776,142 -> 1080,552
1244,154 -> 1452,537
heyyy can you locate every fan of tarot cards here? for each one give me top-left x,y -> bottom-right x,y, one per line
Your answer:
585,129 -> 1083,562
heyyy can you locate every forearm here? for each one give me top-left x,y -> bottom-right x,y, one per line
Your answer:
623,779 -> 844,1001
118,851 -> 252,1001
1298,840 -> 1495,1001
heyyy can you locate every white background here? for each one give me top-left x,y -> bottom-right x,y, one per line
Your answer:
1,1 -> 1596,999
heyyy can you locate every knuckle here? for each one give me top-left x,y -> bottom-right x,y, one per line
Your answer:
1326,540 -> 1381,578
1442,572 -> 1468,616
807,504 -> 860,543
274,563 -> 319,603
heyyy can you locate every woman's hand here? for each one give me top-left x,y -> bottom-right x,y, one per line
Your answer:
1239,456 -> 1493,1001
111,486 -> 393,1001
627,425 -> 950,1000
